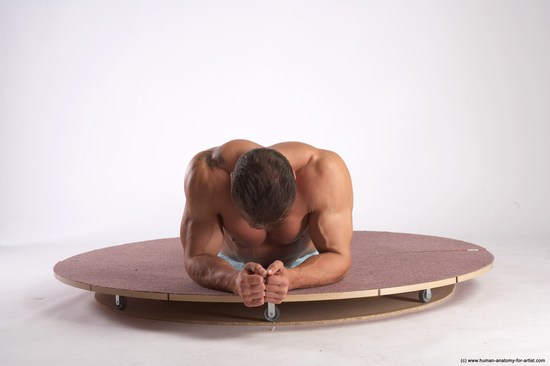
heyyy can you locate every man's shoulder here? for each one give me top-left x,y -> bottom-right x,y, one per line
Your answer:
191,149 -> 224,170
185,149 -> 229,198
186,139 -> 262,185
299,149 -> 352,208
304,148 -> 347,176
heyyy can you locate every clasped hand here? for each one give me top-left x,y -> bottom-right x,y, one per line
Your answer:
235,260 -> 290,307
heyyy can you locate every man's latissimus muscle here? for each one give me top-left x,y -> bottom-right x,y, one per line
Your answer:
180,140 -> 353,307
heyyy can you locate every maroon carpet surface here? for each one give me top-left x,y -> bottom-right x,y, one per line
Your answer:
54,231 -> 494,297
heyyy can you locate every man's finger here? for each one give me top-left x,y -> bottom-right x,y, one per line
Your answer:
264,293 -> 284,305
244,262 -> 267,277
266,260 -> 284,276
265,275 -> 285,286
243,296 -> 265,308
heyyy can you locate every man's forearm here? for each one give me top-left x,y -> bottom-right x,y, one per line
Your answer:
287,252 -> 350,290
185,254 -> 239,294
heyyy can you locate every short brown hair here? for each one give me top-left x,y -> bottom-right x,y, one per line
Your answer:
230,148 -> 296,228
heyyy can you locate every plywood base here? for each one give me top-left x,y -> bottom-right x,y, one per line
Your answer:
95,284 -> 455,326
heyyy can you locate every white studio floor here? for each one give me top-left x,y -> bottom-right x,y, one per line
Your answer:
1,232 -> 548,366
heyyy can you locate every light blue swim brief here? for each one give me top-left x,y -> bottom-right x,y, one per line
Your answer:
217,251 -> 319,271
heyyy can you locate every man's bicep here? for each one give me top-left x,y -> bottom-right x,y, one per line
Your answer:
181,181 -> 223,259
309,208 -> 353,258
180,155 -> 225,259
307,150 -> 353,254
180,205 -> 224,260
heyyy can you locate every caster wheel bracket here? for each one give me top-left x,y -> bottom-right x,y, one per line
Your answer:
264,303 -> 280,322
419,289 -> 432,303
115,295 -> 127,310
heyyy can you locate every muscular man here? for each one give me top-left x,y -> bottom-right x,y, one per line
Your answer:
180,140 -> 353,307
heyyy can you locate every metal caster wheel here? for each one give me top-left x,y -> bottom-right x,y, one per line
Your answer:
264,303 -> 280,322
115,295 -> 127,310
419,289 -> 432,303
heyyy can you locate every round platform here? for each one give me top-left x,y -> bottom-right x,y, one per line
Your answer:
54,231 -> 493,325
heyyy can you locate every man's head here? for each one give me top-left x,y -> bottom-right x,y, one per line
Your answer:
230,148 -> 296,229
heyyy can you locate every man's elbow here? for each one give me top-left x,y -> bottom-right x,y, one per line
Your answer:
333,254 -> 351,282
183,254 -> 204,283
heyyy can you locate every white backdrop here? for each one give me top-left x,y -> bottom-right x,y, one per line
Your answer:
1,0 -> 549,247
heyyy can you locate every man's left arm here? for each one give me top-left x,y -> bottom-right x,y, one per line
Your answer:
264,152 -> 353,303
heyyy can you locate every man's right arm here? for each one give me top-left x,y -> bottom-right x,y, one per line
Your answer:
180,208 -> 239,293
180,153 -> 267,307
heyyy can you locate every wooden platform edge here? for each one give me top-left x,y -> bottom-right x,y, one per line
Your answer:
380,277 -> 457,296
457,263 -> 493,283
54,272 -> 169,300
169,293 -> 241,302
380,262 -> 493,296
285,289 -> 379,302
54,273 -> 92,291
90,286 -> 168,301
54,262 -> 493,304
